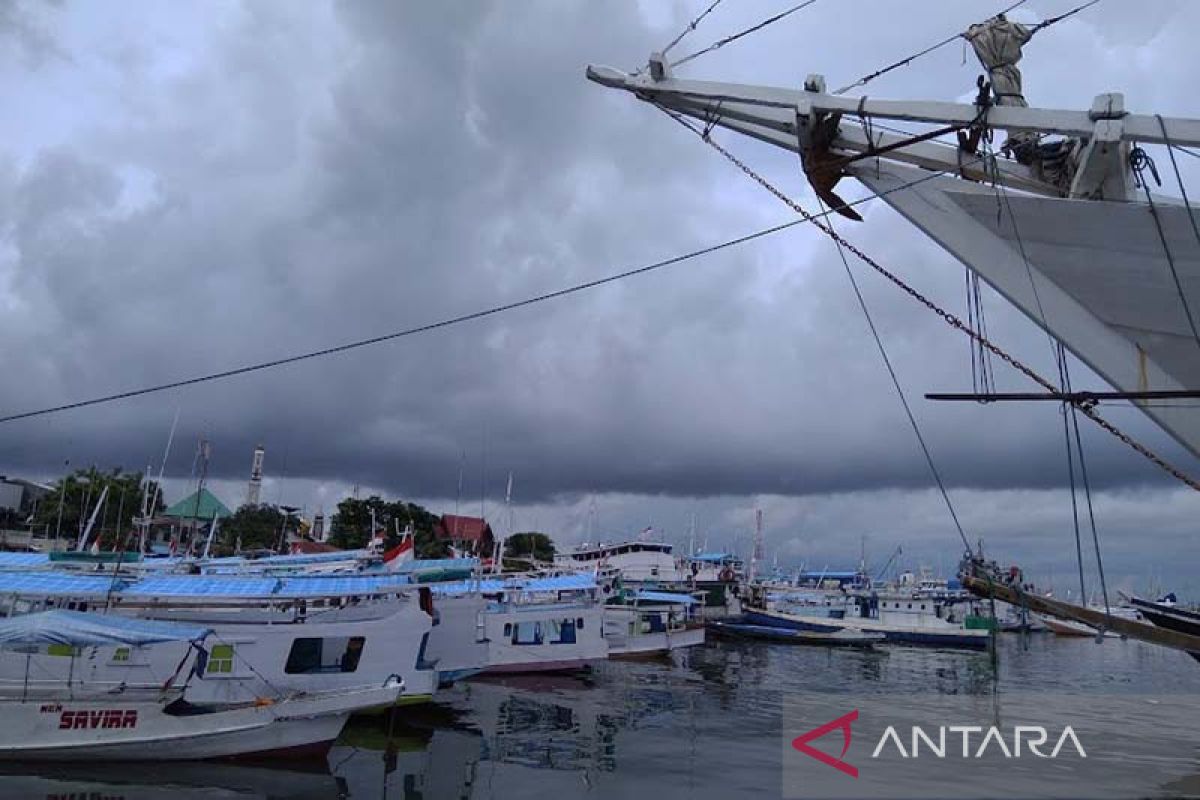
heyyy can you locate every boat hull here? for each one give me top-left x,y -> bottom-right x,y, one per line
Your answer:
709,621 -> 881,647
0,684 -> 399,762
744,608 -> 989,649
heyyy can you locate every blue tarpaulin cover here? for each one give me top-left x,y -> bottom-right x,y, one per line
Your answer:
0,610 -> 210,647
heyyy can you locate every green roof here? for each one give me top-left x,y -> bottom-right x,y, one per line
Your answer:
163,488 -> 233,520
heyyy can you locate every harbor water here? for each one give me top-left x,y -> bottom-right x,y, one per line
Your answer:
2,633 -> 1197,799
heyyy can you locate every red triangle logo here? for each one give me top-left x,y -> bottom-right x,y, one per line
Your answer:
791,709 -> 859,778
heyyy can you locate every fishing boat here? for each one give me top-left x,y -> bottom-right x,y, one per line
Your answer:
429,573 -> 608,674
0,571 -> 440,704
586,7 -> 1200,658
745,593 -> 992,649
708,619 -> 883,647
555,540 -> 683,583
602,589 -> 705,657
0,610 -> 402,761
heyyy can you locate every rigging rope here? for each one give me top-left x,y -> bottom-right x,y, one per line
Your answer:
1062,349 -> 1112,618
671,0 -> 819,69
824,202 -> 973,553
1130,145 -> 1200,355
832,0 -> 1029,95
659,106 -> 1200,495
1157,115 -> 1200,271
1058,349 -> 1088,607
0,165 -> 972,426
833,0 -> 1101,96
661,0 -> 723,57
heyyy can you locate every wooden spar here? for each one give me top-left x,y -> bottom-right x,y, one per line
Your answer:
926,390 -> 1200,403
961,571 -> 1200,654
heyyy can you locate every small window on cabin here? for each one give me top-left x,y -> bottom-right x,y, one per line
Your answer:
47,644 -> 79,657
576,617 -> 584,629
112,647 -> 131,663
920,604 -> 926,611
907,603 -> 912,609
503,623 -> 512,637
550,619 -> 577,645
511,621 -> 542,645
651,567 -> 659,577
207,644 -> 235,674
285,636 -> 366,674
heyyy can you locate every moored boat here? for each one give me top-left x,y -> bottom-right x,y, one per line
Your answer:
0,610 -> 402,761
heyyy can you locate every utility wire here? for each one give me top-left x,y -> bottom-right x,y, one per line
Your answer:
671,0 -> 819,69
0,168 -> 961,426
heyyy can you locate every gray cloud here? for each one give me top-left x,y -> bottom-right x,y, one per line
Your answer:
2,0 -> 1200,584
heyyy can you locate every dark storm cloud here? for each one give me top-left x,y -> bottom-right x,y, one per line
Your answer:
1,0 -> 1199,509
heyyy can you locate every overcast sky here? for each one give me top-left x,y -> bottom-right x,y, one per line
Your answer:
2,0 -> 1199,596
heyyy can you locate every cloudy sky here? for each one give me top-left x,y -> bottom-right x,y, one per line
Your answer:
2,0 -> 1199,596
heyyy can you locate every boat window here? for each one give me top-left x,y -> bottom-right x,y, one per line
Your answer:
576,617 -> 584,629
503,623 -> 512,637
511,621 -> 542,645
206,643 -> 235,674
112,647 -> 131,663
907,603 -> 912,609
550,619 -> 577,644
285,636 -> 366,674
46,644 -> 79,657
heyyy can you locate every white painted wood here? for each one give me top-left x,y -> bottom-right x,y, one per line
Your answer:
852,161 -> 1200,457
586,66 -> 1200,146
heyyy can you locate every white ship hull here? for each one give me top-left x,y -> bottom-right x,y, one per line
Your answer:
0,683 -> 400,761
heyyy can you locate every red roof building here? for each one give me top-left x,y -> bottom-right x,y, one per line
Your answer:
434,514 -> 495,556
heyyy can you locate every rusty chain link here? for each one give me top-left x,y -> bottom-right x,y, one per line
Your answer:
662,107 -> 1200,493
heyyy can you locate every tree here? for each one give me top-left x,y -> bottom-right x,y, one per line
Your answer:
504,532 -> 555,564
329,495 -> 448,558
31,467 -> 163,549
222,504 -> 287,553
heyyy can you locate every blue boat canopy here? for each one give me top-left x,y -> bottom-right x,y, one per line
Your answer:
0,610 -> 210,647
634,590 -> 698,605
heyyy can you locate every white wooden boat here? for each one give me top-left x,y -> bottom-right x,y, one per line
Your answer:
603,590 -> 705,657
430,574 -> 608,674
0,610 -> 403,761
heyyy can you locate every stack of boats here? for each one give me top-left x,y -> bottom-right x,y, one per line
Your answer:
0,542 -> 714,760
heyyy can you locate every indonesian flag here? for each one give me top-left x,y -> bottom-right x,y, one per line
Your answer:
382,533 -> 415,572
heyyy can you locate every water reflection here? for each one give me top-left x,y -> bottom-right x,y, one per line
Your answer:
0,639 -> 1195,799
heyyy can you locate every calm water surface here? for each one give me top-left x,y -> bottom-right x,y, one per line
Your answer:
3,634 -> 1198,799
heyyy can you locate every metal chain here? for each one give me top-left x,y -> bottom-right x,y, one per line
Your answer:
666,110 -> 1200,493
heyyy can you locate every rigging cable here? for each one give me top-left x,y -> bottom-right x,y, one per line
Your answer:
832,0 -> 1029,95
1157,115 -> 1200,269
661,0 -> 723,58
1130,144 -> 1200,354
832,0 -> 1101,96
0,167 -> 976,426
657,106 -> 1200,495
1058,349 -> 1087,607
823,200 -> 972,553
1061,348 -> 1112,619
670,0 -> 819,69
